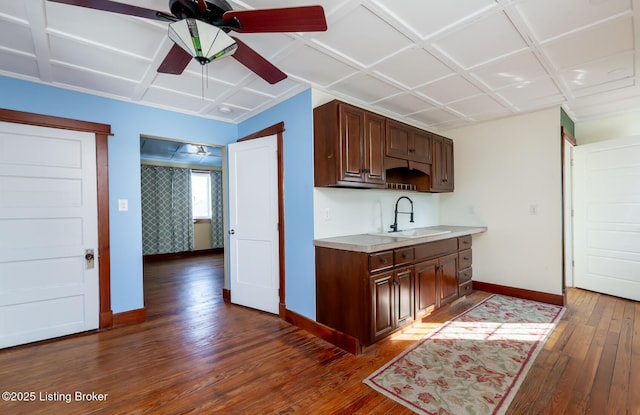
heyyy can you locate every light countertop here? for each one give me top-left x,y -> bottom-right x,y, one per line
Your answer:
314,225 -> 487,253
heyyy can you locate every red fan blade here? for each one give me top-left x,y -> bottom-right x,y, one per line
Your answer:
231,37 -> 286,84
157,44 -> 193,75
196,0 -> 207,13
47,0 -> 172,21
223,6 -> 327,33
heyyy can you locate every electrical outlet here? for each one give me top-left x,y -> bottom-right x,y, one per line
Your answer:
323,207 -> 331,221
529,204 -> 539,215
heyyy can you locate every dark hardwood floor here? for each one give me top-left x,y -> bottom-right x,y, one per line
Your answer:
0,254 -> 638,414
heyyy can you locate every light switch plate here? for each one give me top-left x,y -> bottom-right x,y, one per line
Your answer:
118,199 -> 129,212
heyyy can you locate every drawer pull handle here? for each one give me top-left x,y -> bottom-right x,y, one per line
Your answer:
463,256 -> 470,261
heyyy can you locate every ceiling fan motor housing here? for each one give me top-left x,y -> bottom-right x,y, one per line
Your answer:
169,0 -> 233,29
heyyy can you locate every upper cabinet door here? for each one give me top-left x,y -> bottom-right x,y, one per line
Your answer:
339,104 -> 366,183
430,135 -> 454,192
385,119 -> 411,159
363,112 -> 386,185
385,119 -> 432,164
411,129 -> 432,164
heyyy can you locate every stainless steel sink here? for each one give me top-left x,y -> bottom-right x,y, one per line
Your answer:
368,228 -> 452,239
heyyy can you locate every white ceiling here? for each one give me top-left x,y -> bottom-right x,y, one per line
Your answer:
1,0 -> 639,132
140,136 -> 223,167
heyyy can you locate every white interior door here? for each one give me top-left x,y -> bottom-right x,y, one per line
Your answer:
564,140 -> 574,287
573,135 -> 640,301
0,121 -> 99,348
228,135 -> 279,314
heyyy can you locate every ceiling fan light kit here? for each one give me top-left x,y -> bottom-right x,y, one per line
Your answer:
168,18 -> 237,65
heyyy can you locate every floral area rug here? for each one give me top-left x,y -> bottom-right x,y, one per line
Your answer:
363,294 -> 565,415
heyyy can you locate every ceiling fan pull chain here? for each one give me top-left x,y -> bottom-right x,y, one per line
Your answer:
201,65 -> 205,101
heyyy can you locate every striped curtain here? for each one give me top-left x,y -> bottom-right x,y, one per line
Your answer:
141,165 -> 194,255
210,170 -> 224,248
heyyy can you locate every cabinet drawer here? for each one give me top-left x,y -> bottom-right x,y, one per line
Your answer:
414,238 -> 458,262
458,236 -> 472,250
458,267 -> 472,284
459,280 -> 473,296
458,249 -> 472,270
369,251 -> 394,272
394,247 -> 414,266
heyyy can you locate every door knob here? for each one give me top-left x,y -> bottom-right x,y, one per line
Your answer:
85,249 -> 95,269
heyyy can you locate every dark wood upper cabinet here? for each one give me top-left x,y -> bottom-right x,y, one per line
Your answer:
430,135 -> 454,192
385,119 -> 432,164
314,100 -> 385,188
314,100 -> 453,193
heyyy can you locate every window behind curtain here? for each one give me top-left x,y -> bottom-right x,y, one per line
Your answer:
191,170 -> 211,219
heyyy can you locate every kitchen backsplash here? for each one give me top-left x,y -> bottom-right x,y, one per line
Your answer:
314,187 -> 440,239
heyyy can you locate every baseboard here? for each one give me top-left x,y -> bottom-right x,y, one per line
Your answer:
112,307 -> 147,327
284,308 -> 360,355
143,248 -> 223,263
472,281 -> 565,306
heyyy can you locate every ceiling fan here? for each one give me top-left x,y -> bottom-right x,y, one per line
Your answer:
47,0 -> 328,84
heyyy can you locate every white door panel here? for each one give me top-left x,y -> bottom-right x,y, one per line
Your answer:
0,121 -> 98,348
573,135 -> 640,301
228,135 -> 279,314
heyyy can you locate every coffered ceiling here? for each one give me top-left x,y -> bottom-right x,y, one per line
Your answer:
1,0 -> 638,131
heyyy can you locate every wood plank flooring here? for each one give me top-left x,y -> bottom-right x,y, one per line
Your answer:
0,254 -> 638,414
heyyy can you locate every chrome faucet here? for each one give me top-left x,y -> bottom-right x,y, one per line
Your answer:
390,196 -> 414,232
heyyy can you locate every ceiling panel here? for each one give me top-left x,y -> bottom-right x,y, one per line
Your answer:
0,0 -> 639,135
470,52 -> 548,90
51,63 -> 140,97
515,0 -> 632,41
542,17 -> 634,70
373,47 -> 452,89
329,74 -> 404,104
369,0 -> 499,40
446,94 -> 510,119
560,53 -> 635,91
433,11 -> 529,69
375,93 -> 435,116
416,76 -> 483,105
49,35 -> 150,81
312,5 -> 413,67
276,44 -> 358,87
0,20 -> 36,54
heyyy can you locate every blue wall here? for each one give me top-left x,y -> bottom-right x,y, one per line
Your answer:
238,90 -> 316,319
0,76 -> 238,313
1,75 -> 317,319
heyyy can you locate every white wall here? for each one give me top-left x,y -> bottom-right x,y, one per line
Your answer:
441,107 -> 563,295
314,188 -> 440,238
576,110 -> 640,144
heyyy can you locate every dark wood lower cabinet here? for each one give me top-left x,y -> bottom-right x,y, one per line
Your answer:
414,259 -> 437,318
371,271 -> 394,341
316,236 -> 473,349
439,253 -> 459,306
